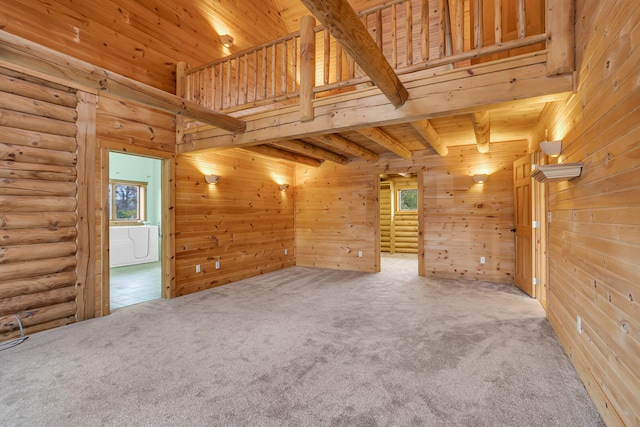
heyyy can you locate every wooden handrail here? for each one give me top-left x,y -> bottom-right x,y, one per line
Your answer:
183,0 -> 549,114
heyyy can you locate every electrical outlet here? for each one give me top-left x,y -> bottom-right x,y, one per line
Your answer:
284,249 -> 288,255
577,315 -> 582,334
215,261 -> 220,269
358,251 -> 363,258
480,256 -> 486,265
195,264 -> 201,273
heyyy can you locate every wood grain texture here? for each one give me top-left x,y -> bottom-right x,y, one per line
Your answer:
297,140 -> 525,280
0,68 -> 79,339
174,148 -> 295,296
533,1 -> 640,424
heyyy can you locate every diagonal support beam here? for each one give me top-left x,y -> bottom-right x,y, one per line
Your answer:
410,120 -> 448,156
272,139 -> 349,165
0,31 -> 246,133
243,145 -> 323,167
356,127 -> 413,160
309,134 -> 379,162
298,1 -> 408,108
470,111 -> 490,153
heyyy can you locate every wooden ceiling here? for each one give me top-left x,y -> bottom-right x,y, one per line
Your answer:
2,0 -> 550,161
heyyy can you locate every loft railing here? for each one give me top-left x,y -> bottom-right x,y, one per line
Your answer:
184,0 -> 548,113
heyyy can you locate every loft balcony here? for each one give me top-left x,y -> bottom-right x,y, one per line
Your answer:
177,0 -> 575,163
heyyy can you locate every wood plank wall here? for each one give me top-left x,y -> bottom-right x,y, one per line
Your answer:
529,0 -> 640,424
0,67 -> 79,340
174,149 -> 295,296
95,95 -> 176,316
297,141 -> 526,282
380,176 -> 419,254
1,0 -> 289,91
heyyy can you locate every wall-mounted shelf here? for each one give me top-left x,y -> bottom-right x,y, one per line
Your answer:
531,163 -> 583,182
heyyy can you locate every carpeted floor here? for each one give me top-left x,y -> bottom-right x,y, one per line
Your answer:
0,256 -> 603,426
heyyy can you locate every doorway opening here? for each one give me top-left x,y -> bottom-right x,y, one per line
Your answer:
379,172 -> 421,274
108,152 -> 163,310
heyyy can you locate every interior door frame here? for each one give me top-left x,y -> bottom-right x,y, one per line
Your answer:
375,168 -> 425,276
100,146 -> 175,315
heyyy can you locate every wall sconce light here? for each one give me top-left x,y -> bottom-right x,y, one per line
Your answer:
472,174 -> 489,183
205,174 -> 220,184
540,140 -> 562,157
279,183 -> 289,192
219,34 -> 234,48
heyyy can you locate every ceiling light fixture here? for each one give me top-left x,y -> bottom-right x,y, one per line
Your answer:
279,183 -> 289,192
219,34 -> 234,48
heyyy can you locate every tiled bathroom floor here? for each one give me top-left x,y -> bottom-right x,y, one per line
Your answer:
110,261 -> 162,310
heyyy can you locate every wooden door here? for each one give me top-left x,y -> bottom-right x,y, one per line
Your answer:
513,155 -> 534,297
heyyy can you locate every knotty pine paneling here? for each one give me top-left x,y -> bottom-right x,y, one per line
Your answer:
174,148 -> 295,296
529,1 -> 640,424
296,141 -> 526,280
2,0 -> 289,91
95,94 -> 175,316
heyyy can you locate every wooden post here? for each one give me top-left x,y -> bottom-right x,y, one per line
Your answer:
474,0 -> 484,48
300,15 -> 316,122
494,0 -> 502,43
74,91 -> 96,321
546,0 -> 575,75
175,62 -> 188,146
421,0 -> 430,61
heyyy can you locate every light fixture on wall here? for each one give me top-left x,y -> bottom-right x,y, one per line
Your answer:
205,174 -> 220,184
219,34 -> 234,48
540,140 -> 562,157
472,174 -> 489,183
279,183 -> 289,192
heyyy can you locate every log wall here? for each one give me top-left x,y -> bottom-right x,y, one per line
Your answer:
530,0 -> 640,424
0,67 -> 79,340
297,141 -> 526,282
174,149 -> 295,296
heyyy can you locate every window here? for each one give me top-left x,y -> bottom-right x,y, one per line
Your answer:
397,188 -> 418,211
109,180 -> 147,224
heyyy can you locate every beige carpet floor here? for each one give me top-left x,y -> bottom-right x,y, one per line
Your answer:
0,255 -> 603,426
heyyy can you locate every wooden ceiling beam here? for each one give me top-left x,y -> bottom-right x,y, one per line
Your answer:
242,144 -> 323,167
309,133 -> 379,162
298,0 -> 408,108
410,120 -> 448,156
356,127 -> 413,160
272,139 -> 349,165
471,111 -> 491,153
0,31 -> 246,133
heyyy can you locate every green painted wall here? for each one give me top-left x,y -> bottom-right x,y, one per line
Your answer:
109,152 -> 162,227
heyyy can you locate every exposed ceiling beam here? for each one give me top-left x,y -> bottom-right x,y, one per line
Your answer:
179,58 -> 574,153
298,0 -> 408,108
356,127 -> 412,160
410,120 -> 448,156
309,133 -> 378,162
272,139 -> 349,165
242,145 -> 323,167
471,111 -> 491,153
0,31 -> 246,133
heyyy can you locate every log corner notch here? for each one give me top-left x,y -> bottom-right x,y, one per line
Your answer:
0,31 -> 246,134
299,0 -> 408,108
